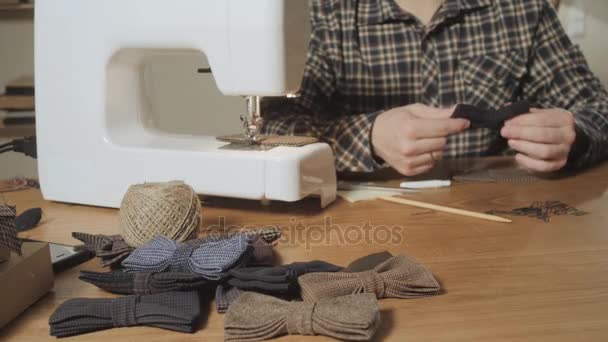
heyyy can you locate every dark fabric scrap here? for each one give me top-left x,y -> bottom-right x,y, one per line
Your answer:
452,101 -> 531,129
15,207 -> 43,232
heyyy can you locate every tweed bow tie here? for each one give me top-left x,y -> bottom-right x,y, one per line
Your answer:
224,292 -> 380,341
49,291 -> 200,337
73,232 -> 134,267
121,234 -> 249,280
0,205 -> 21,255
298,254 -> 441,302
79,270 -> 208,295
228,260 -> 343,293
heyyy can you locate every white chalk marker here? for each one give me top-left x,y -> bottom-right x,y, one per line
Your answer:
400,180 -> 452,189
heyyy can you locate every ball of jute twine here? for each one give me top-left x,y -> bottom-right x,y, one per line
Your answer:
119,181 -> 202,247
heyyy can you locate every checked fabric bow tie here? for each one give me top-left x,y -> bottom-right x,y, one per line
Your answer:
224,292 -> 380,341
79,270 -> 209,295
298,254 -> 441,302
0,205 -> 21,255
121,234 -> 249,280
73,232 -> 134,267
49,291 -> 200,337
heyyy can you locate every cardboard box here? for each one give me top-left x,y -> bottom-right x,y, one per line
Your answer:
0,246 -> 9,262
0,242 -> 54,328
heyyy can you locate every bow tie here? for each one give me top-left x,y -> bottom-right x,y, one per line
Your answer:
0,205 -> 21,255
224,292 -> 380,341
73,227 -> 280,269
73,232 -> 134,267
228,260 -> 343,294
79,270 -> 208,295
121,234 -> 249,280
298,254 -> 441,302
49,291 -> 200,337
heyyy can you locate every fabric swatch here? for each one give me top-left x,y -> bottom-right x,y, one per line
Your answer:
49,291 -> 201,337
217,134 -> 319,147
121,234 -> 250,280
224,292 -> 380,341
0,205 -> 22,255
298,254 -> 441,302
452,100 -> 531,129
79,270 -> 209,295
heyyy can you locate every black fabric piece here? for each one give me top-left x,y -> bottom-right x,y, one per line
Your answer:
15,207 -> 42,232
49,291 -> 201,337
343,251 -> 394,272
452,101 -> 531,129
227,260 -> 343,294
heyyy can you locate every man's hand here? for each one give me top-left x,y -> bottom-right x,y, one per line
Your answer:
371,104 -> 470,176
501,108 -> 576,173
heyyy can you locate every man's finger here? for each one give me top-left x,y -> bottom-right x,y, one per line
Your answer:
515,153 -> 567,173
395,161 -> 435,177
501,125 -> 569,144
408,104 -> 455,119
400,137 -> 447,156
508,139 -> 570,160
505,109 -> 573,127
404,118 -> 469,139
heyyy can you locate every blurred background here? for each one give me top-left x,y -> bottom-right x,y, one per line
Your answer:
0,0 -> 606,179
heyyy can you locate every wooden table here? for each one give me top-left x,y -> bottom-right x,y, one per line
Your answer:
1,159 -> 608,341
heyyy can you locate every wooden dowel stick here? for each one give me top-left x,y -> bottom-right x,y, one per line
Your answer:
379,196 -> 512,223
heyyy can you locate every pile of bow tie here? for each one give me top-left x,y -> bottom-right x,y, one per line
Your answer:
52,230 -> 442,341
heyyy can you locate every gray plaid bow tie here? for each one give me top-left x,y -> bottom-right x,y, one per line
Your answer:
121,234 -> 250,280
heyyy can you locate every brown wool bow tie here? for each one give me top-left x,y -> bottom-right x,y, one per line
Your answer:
224,292 -> 380,341
298,254 -> 441,302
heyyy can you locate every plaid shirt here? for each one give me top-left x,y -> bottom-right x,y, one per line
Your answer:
261,0 -> 608,172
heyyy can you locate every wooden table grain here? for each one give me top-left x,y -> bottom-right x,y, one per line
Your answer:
1,159 -> 607,341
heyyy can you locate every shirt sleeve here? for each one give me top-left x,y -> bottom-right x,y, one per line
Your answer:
523,2 -> 608,169
261,5 -> 383,173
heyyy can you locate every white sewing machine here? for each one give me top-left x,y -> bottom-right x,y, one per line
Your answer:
34,0 -> 337,208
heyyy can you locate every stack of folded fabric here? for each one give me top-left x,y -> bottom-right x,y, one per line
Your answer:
49,291 -> 201,337
79,271 -> 209,295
